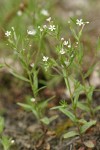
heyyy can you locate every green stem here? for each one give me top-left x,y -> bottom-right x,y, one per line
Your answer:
62,69 -> 73,104
80,67 -> 94,118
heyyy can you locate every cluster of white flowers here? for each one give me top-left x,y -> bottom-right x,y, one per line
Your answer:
5,31 -> 11,37
43,25 -> 47,29
38,26 -> 43,32
42,56 -> 49,62
60,48 -> 65,55
63,40 -> 68,46
59,38 -> 72,55
42,56 -> 49,71
37,16 -> 56,33
61,38 -> 71,48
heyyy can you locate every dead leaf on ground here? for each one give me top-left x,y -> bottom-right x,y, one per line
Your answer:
84,140 -> 95,148
78,146 -> 85,150
44,143 -> 50,150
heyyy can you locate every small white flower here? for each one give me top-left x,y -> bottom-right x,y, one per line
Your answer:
38,26 -> 40,29
61,37 -> 64,41
41,9 -> 49,16
11,140 -> 15,144
27,29 -> 36,35
40,28 -> 43,32
17,10 -> 22,16
68,45 -> 71,48
63,41 -> 68,46
46,17 -> 51,22
42,56 -> 49,62
49,25 -> 56,31
30,98 -> 35,102
60,48 -> 65,55
5,31 -> 11,37
64,61 -> 69,66
30,63 -> 34,68
43,25 -> 47,29
76,19 -> 84,26
76,42 -> 78,44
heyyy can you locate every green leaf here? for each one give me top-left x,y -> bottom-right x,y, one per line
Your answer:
63,131 -> 79,139
0,116 -> 4,134
36,86 -> 46,93
78,119 -> 87,124
18,103 -> 39,120
87,86 -> 94,102
19,55 -> 28,69
78,26 -> 84,39
94,106 -> 100,112
41,117 -> 50,125
73,82 -> 83,107
17,103 -> 33,110
51,105 -> 66,110
41,115 -> 58,125
0,136 -> 12,150
77,102 -> 90,112
10,71 -> 30,82
49,115 -> 58,122
84,140 -> 95,148
33,70 -> 38,96
80,120 -> 96,134
70,26 -> 78,41
84,64 -> 95,79
59,108 -> 76,122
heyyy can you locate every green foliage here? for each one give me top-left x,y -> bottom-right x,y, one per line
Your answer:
3,1 -> 99,145
18,96 -> 55,121
41,115 -> 58,125
0,116 -> 13,150
0,136 -> 12,150
80,120 -> 96,134
0,116 -> 4,134
63,131 -> 79,139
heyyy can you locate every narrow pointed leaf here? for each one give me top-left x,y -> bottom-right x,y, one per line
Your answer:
59,108 -> 76,122
0,116 -> 4,134
80,120 -> 96,134
63,131 -> 79,139
17,103 -> 32,110
10,71 -> 29,82
77,102 -> 90,112
94,106 -> 100,112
